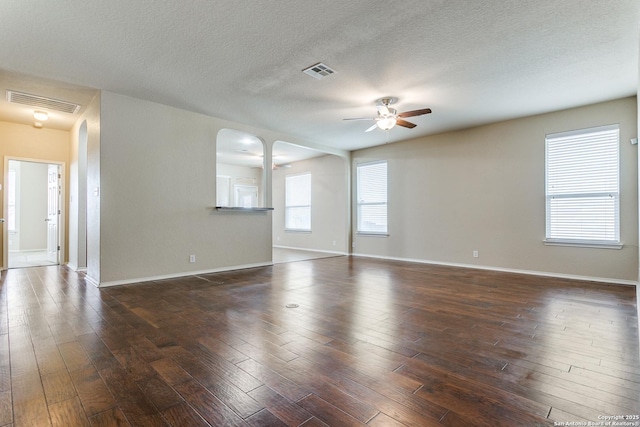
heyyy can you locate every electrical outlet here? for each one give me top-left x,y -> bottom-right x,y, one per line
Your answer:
332,240 -> 336,246
189,254 -> 196,263
473,250 -> 479,258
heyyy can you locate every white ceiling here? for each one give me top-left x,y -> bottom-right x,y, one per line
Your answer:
216,129 -> 329,167
0,1 -> 638,152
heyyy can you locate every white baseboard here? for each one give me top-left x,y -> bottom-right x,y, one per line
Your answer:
97,262 -> 273,288
67,262 -> 88,273
85,274 -> 99,288
273,245 -> 347,256
351,252 -> 639,287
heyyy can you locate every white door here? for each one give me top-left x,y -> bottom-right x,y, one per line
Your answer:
46,165 -> 59,264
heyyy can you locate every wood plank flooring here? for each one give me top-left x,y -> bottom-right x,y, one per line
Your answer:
0,257 -> 638,426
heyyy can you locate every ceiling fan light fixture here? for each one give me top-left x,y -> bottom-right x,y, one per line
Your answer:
344,96 -> 430,133
377,116 -> 397,131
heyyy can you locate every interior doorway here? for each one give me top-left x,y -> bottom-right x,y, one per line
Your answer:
4,159 -> 62,269
271,141 -> 349,263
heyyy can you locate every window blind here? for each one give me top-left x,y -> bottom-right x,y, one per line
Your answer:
545,124 -> 620,244
357,161 -> 387,234
285,173 -> 311,231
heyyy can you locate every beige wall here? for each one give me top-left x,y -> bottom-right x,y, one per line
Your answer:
97,91 -> 347,285
272,153 -> 349,253
352,97 -> 638,283
0,121 -> 70,267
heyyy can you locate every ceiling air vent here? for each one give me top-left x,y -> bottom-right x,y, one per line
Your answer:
6,90 -> 81,114
302,62 -> 336,80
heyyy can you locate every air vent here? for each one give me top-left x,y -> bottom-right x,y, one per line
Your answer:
6,90 -> 81,114
302,62 -> 336,80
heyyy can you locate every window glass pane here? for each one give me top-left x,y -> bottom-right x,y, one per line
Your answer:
545,125 -> 619,243
357,161 -> 387,234
286,174 -> 311,206
285,173 -> 311,230
285,206 -> 311,230
358,204 -> 387,234
548,196 -> 617,241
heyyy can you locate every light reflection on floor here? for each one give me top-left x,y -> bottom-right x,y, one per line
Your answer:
8,250 -> 57,268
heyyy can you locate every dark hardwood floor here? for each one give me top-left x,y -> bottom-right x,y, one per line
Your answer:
0,256 -> 638,426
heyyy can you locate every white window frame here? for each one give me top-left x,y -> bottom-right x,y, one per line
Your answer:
285,173 -> 311,232
544,124 -> 621,249
356,160 -> 388,235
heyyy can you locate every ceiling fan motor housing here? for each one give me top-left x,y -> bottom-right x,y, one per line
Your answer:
377,97 -> 398,107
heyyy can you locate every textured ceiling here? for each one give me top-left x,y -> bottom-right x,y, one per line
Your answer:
0,1 -> 638,151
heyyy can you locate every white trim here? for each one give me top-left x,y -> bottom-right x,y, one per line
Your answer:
356,233 -> 389,237
546,123 -> 620,139
273,245 -> 347,256
351,253 -> 638,287
97,262 -> 273,288
543,240 -> 623,250
66,262 -> 87,273
3,156 -> 66,271
85,274 -> 99,288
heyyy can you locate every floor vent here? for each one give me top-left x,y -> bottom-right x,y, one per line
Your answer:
6,90 -> 81,114
302,63 -> 336,80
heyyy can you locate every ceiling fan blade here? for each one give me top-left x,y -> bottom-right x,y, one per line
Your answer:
396,118 -> 417,129
365,123 -> 378,132
397,108 -> 432,118
376,105 -> 390,115
343,117 -> 375,121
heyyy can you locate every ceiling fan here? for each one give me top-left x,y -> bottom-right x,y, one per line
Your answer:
344,97 -> 432,132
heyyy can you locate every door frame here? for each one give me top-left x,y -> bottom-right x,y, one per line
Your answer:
2,156 -> 66,271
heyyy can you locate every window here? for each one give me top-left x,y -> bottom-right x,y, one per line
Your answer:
357,161 -> 387,234
545,124 -> 620,247
285,173 -> 311,231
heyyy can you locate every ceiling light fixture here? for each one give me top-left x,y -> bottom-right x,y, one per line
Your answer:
33,111 -> 48,121
376,109 -> 397,131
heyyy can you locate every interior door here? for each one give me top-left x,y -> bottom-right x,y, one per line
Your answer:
46,164 -> 59,264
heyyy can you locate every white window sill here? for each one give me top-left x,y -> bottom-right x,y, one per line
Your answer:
356,232 -> 389,237
544,239 -> 623,250
285,229 -> 311,233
